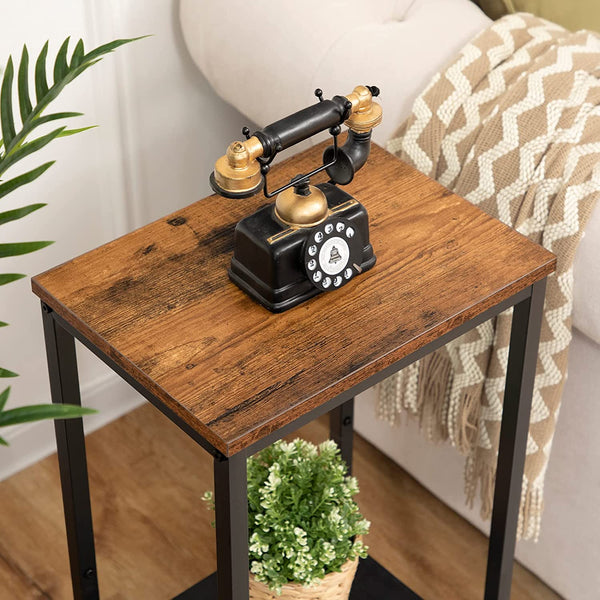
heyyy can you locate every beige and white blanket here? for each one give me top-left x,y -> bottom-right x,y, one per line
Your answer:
378,13 -> 600,541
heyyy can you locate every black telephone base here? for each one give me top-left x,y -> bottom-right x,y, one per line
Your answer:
228,183 -> 375,312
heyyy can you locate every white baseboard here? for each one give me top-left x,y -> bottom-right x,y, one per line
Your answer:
0,373 -> 144,482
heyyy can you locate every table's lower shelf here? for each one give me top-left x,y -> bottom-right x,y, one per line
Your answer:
173,556 -> 421,599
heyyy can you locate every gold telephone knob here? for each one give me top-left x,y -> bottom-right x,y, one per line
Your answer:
275,180 -> 328,228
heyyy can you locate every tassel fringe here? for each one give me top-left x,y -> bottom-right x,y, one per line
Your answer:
417,352 -> 453,441
464,453 -> 543,541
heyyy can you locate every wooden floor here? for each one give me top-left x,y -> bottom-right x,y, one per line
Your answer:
0,404 -> 561,600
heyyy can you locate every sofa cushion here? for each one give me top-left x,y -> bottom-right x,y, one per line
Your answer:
179,0 -> 488,146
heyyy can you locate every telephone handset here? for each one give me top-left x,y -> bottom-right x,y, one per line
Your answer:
210,85 -> 382,312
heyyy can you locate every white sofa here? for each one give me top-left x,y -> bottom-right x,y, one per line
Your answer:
179,1 -> 600,598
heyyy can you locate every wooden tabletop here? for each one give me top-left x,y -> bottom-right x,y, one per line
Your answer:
32,143 -> 555,456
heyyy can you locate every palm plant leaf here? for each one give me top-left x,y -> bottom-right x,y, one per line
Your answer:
0,241 -> 53,258
0,126 -> 66,175
83,37 -> 144,62
17,46 -> 32,123
0,57 -> 16,148
71,39 -> 84,68
0,403 -> 97,427
34,41 -> 49,102
0,203 -> 46,226
57,125 -> 97,138
0,273 -> 26,286
0,387 -> 9,411
0,161 -> 54,200
53,38 -> 70,84
0,368 -> 18,378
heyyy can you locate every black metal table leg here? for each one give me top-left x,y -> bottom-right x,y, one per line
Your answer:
214,452 -> 249,600
484,279 -> 547,600
330,397 -> 355,475
41,303 -> 99,600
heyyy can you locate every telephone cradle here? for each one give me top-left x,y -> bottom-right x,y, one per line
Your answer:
210,85 -> 382,312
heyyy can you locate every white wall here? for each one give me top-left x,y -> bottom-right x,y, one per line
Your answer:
0,0 -> 254,479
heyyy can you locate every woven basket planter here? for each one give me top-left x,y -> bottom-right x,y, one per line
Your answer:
249,550 -> 360,600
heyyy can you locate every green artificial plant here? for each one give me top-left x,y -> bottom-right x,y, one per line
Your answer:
0,35 -> 143,445
204,438 -> 370,594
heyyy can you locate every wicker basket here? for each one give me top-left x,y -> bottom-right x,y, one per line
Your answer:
249,552 -> 360,600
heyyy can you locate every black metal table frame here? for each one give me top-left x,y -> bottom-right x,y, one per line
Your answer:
40,277 -> 546,600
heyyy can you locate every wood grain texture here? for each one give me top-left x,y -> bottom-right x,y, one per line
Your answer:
0,405 -> 561,600
31,143 -> 556,456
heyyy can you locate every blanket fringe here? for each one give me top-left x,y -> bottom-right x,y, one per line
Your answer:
417,352 -> 452,441
448,389 -> 482,455
465,454 -> 543,541
464,453 -> 496,520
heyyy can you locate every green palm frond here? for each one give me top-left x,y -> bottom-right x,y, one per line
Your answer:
0,36 -> 145,175
0,161 -> 54,200
0,241 -> 53,258
0,203 -> 46,226
0,367 -> 18,378
0,402 -> 97,427
0,387 -> 9,410
0,274 -> 26,286
0,387 -> 97,445
0,35 -> 145,440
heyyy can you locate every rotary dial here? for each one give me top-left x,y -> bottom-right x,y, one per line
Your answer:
303,218 -> 364,291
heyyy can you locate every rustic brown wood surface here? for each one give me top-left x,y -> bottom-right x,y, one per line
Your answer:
31,143 -> 556,456
0,405 -> 561,600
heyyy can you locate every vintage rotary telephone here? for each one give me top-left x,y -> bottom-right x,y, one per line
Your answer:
210,85 -> 382,312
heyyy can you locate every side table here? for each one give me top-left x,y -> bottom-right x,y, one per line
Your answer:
32,143 -> 555,600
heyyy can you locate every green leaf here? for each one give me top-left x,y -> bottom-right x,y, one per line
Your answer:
0,273 -> 26,286
83,36 -> 148,62
36,111 -> 83,125
0,368 -> 18,378
71,39 -> 84,68
53,37 -> 70,85
0,162 -> 54,201
1,57 -> 16,148
0,241 -> 53,258
17,45 -> 32,123
57,125 -> 97,138
0,203 -> 46,226
0,387 -> 9,411
0,436 -> 8,446
0,321 -> 8,327
34,41 -> 49,103
0,127 -> 65,175
0,404 -> 97,427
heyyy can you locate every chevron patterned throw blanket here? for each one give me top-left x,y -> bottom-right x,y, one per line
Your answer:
377,13 -> 600,540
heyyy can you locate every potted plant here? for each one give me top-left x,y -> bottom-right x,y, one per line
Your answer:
205,438 -> 370,599
0,36 -> 142,444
